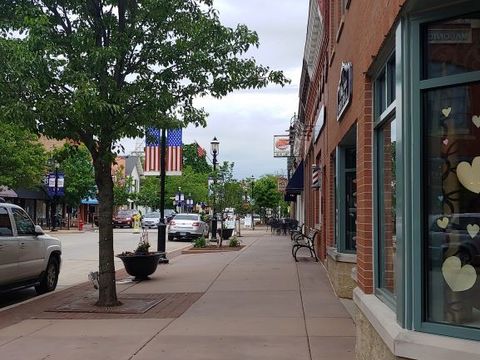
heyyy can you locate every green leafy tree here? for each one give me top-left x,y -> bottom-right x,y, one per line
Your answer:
0,122 -> 47,189
51,144 -> 96,208
210,161 -> 243,214
252,175 -> 285,219
183,143 -> 211,174
0,0 -> 288,306
136,176 -> 160,211
165,165 -> 209,209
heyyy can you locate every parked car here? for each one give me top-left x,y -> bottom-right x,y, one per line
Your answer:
141,212 -> 160,229
113,209 -> 140,228
168,213 -> 208,241
0,200 -> 62,294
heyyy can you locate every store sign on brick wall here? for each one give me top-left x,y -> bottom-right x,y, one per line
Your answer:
337,62 -> 353,121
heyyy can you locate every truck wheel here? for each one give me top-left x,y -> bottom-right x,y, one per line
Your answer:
35,257 -> 59,295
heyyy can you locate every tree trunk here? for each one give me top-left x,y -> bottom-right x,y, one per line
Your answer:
93,154 -> 121,307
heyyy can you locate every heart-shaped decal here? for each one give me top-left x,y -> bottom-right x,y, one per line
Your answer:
437,195 -> 444,202
437,217 -> 449,229
467,224 -> 479,239
442,256 -> 477,292
442,107 -> 452,118
457,156 -> 480,194
472,115 -> 480,128
443,138 -> 449,146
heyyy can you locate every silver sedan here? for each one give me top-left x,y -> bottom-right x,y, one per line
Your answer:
168,213 -> 208,241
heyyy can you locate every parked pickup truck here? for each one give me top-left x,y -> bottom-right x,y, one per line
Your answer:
0,200 -> 62,294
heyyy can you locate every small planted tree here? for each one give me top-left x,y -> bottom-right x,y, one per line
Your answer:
0,0 -> 288,306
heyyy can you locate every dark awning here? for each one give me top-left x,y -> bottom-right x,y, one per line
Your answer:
286,161 -> 304,194
15,187 -> 48,200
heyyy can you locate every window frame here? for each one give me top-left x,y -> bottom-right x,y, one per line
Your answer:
335,138 -> 357,254
408,3 -> 480,341
373,49 -> 398,310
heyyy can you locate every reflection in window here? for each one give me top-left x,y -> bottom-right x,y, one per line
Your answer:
423,13 -> 480,79
424,82 -> 480,329
12,208 -> 35,235
378,119 -> 396,295
345,148 -> 357,252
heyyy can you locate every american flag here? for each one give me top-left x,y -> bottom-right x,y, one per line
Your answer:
195,141 -> 206,157
144,128 -> 183,176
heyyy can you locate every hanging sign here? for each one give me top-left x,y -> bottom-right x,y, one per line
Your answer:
273,135 -> 291,157
337,62 -> 353,121
47,172 -> 65,197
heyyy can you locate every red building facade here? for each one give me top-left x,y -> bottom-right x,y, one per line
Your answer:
290,0 -> 480,358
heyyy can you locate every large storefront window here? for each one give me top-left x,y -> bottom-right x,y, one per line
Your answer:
424,82 -> 480,329
421,12 -> 480,335
378,119 -> 396,296
336,126 -> 357,253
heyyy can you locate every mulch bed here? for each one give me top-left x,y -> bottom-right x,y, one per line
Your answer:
181,245 -> 245,254
39,292 -> 204,320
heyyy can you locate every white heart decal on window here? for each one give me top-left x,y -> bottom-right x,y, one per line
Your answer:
442,256 -> 477,292
467,224 -> 479,239
436,217 -> 449,229
457,156 -> 480,194
472,115 -> 480,128
442,107 -> 452,118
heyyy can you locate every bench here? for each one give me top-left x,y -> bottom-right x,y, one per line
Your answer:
291,227 -> 319,262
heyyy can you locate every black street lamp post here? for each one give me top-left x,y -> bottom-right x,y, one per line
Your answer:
174,187 -> 184,213
210,137 -> 219,240
157,128 -> 168,264
51,161 -> 60,231
250,175 -> 255,231
186,194 -> 193,213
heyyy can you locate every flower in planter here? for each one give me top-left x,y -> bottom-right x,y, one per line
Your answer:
119,231 -> 151,256
135,239 -> 151,254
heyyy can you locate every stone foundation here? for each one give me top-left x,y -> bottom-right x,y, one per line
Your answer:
326,249 -> 356,298
355,307 -> 411,360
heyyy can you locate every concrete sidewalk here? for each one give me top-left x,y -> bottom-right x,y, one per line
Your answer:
0,230 -> 355,360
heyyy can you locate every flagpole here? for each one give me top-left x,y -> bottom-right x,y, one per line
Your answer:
157,127 -> 169,263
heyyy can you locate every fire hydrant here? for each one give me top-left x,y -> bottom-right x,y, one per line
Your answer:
78,219 -> 84,231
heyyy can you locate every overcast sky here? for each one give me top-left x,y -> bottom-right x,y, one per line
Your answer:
124,0 -> 309,180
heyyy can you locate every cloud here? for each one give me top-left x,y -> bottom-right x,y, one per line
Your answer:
122,0 -> 309,180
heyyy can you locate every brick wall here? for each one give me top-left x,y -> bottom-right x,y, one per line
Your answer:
300,0 -> 406,294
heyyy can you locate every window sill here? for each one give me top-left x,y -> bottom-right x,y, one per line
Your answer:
327,247 -> 357,263
353,288 -> 480,359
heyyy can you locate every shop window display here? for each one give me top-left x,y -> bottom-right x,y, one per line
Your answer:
424,82 -> 480,328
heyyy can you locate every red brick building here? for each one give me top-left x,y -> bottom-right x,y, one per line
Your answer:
288,0 -> 480,358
